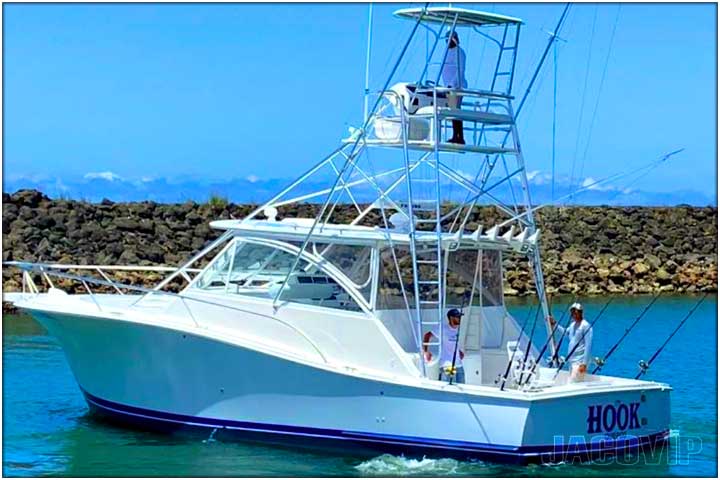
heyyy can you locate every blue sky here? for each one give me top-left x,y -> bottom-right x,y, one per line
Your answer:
3,2 -> 717,199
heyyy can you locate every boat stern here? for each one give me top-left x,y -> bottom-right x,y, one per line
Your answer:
520,379 -> 671,463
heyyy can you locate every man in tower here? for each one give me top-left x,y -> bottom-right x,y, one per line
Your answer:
549,303 -> 594,383
441,31 -> 467,144
422,308 -> 465,383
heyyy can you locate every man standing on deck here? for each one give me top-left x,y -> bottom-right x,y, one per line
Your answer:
549,303 -> 593,383
441,31 -> 467,145
422,308 -> 465,383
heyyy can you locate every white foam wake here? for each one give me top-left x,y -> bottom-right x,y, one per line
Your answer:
354,454 -> 468,476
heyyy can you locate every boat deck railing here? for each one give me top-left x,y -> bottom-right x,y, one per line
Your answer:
8,262 -> 202,295
345,85 -> 517,155
4,261 -> 330,364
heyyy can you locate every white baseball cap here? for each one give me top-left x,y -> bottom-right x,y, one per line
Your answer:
570,302 -> 583,311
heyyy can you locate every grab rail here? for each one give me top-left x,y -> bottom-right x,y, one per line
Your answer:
5,261 -> 202,297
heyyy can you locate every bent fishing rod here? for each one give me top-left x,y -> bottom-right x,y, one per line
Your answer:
592,292 -> 661,375
520,294 -> 579,387
499,302 -> 541,391
552,297 -> 614,380
636,293 -> 708,379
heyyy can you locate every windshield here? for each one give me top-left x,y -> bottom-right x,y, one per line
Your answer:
193,239 -> 362,312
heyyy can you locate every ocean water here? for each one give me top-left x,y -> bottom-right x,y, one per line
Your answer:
3,295 -> 717,477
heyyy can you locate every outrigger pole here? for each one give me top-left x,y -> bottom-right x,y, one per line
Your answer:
515,3 -> 571,118
636,293 -> 708,379
592,292 -> 661,374
513,3 -> 571,363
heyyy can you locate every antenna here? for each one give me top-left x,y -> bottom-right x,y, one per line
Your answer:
363,4 -> 374,122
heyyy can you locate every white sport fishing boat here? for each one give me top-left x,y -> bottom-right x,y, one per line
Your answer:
5,6 -> 671,464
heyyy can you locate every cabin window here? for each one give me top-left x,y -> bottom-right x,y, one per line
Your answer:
446,249 -> 481,306
376,247 -> 504,309
194,243 -> 234,289
377,246 -> 408,309
481,250 -> 504,306
377,246 -> 435,310
194,240 -> 361,312
312,243 -> 373,301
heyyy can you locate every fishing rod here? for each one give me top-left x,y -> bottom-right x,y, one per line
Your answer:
552,297 -> 614,379
591,292 -> 661,375
499,302 -> 541,391
636,293 -> 708,379
517,300 -> 544,386
447,291 -> 471,385
520,294 -> 579,387
496,148 -> 685,230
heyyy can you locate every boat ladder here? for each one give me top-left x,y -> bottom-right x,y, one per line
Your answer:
404,155 -> 446,372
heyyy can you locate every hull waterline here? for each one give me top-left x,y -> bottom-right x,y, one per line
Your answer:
84,389 -> 670,464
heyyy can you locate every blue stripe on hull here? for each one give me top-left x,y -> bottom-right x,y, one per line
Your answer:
82,389 -> 669,465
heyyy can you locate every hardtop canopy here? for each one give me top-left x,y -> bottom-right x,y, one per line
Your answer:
393,7 -> 523,27
210,218 -> 538,253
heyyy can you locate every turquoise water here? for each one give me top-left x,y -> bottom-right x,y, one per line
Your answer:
3,295 -> 717,477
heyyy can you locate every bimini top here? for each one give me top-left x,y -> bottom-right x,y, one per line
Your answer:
210,218 -> 539,253
393,7 -> 523,27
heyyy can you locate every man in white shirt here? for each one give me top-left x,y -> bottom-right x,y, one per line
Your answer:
549,303 -> 594,382
441,31 -> 467,144
422,308 -> 465,383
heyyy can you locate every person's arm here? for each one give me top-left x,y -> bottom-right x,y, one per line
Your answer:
422,331 -> 436,361
548,315 -> 565,335
582,325 -> 594,369
459,47 -> 467,87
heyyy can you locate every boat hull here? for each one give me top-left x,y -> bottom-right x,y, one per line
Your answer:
30,309 -> 671,464
84,388 -> 669,464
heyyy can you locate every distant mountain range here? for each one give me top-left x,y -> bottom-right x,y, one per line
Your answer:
3,171 -> 715,207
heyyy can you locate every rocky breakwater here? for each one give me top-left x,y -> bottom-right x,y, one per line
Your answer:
523,206 -> 717,296
2,190 -> 717,313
